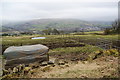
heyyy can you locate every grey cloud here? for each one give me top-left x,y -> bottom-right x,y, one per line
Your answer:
16,2 -> 117,11
1,1 -> 118,21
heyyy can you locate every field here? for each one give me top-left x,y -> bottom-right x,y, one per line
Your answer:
1,31 -> 120,78
1,32 -> 119,52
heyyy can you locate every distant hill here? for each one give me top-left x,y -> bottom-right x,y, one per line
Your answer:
2,19 -> 112,32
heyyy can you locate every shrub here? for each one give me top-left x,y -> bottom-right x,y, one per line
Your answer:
103,49 -> 119,57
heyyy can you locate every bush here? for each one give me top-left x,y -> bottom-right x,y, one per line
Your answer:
104,20 -> 120,35
103,49 -> 119,57
104,28 -> 111,35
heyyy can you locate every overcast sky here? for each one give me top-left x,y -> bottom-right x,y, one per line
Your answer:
0,0 -> 119,21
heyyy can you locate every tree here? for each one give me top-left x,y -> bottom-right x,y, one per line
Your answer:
104,20 -> 120,34
42,29 -> 50,35
112,20 -> 118,30
42,28 -> 60,35
104,28 -> 111,35
111,20 -> 120,34
52,28 -> 60,35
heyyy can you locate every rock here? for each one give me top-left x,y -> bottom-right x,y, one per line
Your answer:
47,61 -> 55,67
24,67 -> 31,72
48,61 -> 54,64
64,60 -> 68,64
13,67 -> 18,73
32,65 -> 39,69
88,50 -> 102,61
41,65 -> 51,72
40,61 -> 48,66
15,64 -> 25,72
65,64 -> 69,67
16,64 -> 24,72
71,58 -> 79,61
79,57 -> 86,61
3,69 -> 9,75
54,58 -> 60,64
3,74 -> 13,78
59,65 -> 65,69
81,75 -> 88,78
23,67 -> 32,74
83,61 -> 88,64
29,63 -> 40,69
58,60 -> 65,65
21,64 -> 25,69
25,64 -> 29,67
8,68 -> 13,74
29,69 -> 35,74
51,64 -> 55,67
3,44 -> 49,67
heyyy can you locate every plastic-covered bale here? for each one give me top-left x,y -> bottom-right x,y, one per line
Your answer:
3,44 -> 49,68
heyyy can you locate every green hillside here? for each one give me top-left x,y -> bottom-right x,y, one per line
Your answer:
2,19 -> 112,32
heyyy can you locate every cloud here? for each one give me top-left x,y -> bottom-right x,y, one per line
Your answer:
1,0 -> 119,3
1,0 -> 118,21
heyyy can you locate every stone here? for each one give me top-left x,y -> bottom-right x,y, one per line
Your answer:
64,60 -> 68,64
24,67 -> 31,72
41,65 -> 51,72
13,67 -> 18,73
51,64 -> 55,67
40,61 -> 48,66
23,67 -> 32,74
71,58 -> 79,61
83,61 -> 88,64
3,69 -> 9,75
88,50 -> 103,61
8,68 -> 13,74
21,64 -> 25,69
32,65 -> 39,69
54,58 -> 60,64
16,64 -> 23,72
47,61 -> 55,67
65,64 -> 69,67
3,74 -> 13,78
29,69 -> 35,74
59,65 -> 64,69
58,60 -> 65,65
48,61 -> 54,64
3,44 -> 49,67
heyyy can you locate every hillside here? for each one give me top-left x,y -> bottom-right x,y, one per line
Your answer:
2,19 -> 112,32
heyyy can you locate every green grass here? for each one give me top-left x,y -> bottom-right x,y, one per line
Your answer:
85,31 -> 104,34
48,45 -> 103,55
2,33 -> 119,53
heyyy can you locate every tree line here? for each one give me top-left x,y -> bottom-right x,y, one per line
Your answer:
42,28 -> 60,35
104,20 -> 120,34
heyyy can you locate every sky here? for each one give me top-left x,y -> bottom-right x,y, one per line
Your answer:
0,0 -> 119,21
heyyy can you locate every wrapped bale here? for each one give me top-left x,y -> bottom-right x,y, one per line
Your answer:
3,44 -> 49,68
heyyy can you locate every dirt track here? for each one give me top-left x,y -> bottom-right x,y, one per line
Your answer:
30,56 -> 119,78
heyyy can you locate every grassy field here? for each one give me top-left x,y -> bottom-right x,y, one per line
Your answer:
1,32 -> 119,60
1,32 -> 119,53
1,31 -> 120,78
